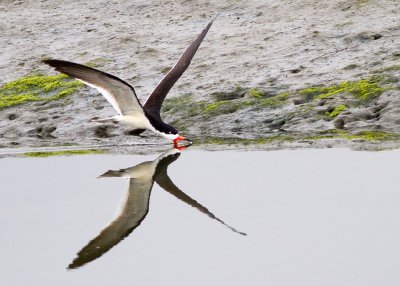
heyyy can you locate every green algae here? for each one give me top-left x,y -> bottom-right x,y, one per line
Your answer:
194,134 -> 295,145
204,101 -> 226,113
85,57 -> 109,68
204,90 -> 290,115
211,86 -> 246,101
204,100 -> 251,115
299,79 -> 385,101
258,92 -> 290,107
247,88 -> 265,98
381,65 -> 400,72
160,66 -> 171,74
163,78 -> 389,136
23,149 -> 104,158
163,85 -> 294,120
325,105 -> 346,118
162,95 -> 208,117
0,74 -> 83,109
195,130 -> 400,146
342,131 -> 399,141
309,130 -> 400,142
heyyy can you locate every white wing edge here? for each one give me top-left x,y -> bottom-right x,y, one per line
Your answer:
77,79 -> 123,115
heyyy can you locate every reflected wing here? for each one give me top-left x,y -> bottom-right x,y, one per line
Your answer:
68,178 -> 154,269
143,20 -> 214,119
153,150 -> 181,177
155,163 -> 246,236
43,59 -> 143,116
67,149 -> 181,269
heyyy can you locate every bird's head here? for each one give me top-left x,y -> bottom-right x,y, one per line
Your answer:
158,124 -> 191,146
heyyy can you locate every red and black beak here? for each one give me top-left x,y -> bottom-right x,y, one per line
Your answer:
173,136 -> 192,148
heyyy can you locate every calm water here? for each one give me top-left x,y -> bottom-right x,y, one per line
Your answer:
1,148 -> 400,286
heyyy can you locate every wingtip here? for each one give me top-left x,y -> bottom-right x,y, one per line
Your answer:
42,59 -> 62,68
203,14 -> 218,33
42,58 -> 53,65
202,17 -> 215,35
211,12 -> 220,23
42,59 -> 78,68
66,260 -> 78,270
207,14 -> 218,28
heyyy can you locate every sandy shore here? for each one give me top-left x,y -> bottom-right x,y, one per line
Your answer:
1,0 -> 400,151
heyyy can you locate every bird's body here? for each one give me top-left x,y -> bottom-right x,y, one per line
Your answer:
68,147 -> 245,269
44,19 -> 214,146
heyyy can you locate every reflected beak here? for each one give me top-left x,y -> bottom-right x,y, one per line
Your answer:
173,135 -> 192,148
175,145 -> 189,151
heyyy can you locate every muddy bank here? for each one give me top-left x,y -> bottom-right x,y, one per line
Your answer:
1,0 -> 400,152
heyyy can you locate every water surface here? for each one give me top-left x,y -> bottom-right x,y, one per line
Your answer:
1,148 -> 400,285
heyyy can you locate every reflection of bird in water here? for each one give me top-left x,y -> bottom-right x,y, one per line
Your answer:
44,19 -> 214,147
68,147 -> 245,270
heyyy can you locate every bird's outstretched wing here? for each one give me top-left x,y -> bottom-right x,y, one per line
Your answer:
155,161 -> 246,236
67,149 -> 182,269
143,20 -> 214,119
68,176 -> 154,269
43,59 -> 143,116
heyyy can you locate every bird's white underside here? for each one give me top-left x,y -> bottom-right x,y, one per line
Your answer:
110,148 -> 181,220
79,79 -> 180,140
79,80 -> 124,115
117,114 -> 180,140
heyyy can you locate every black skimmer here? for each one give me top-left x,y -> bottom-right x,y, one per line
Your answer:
43,20 -> 214,147
68,147 -> 245,269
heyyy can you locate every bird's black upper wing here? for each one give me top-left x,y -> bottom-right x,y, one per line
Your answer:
143,20 -> 214,119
